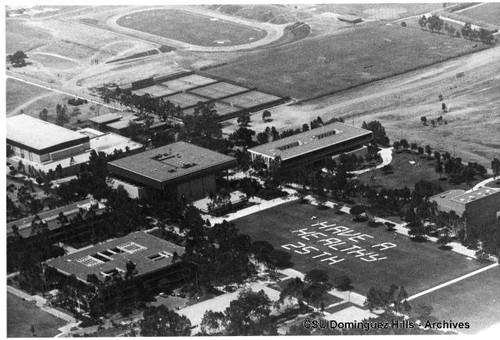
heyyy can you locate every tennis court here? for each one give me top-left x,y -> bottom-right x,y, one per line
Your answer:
163,92 -> 208,108
160,74 -> 217,92
132,85 -> 177,97
189,82 -> 250,99
221,90 -> 281,109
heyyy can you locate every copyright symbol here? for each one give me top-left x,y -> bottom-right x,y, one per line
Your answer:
303,319 -> 311,329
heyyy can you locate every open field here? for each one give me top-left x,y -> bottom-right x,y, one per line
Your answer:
7,293 -> 66,337
206,22 -> 484,99
413,266 -> 500,334
116,9 -> 267,47
356,152 -> 483,192
7,78 -> 52,114
456,3 -> 500,27
235,203 -> 484,296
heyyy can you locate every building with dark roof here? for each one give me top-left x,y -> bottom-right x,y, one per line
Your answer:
88,113 -> 123,131
430,187 -> 500,229
248,122 -> 373,168
7,114 -> 90,164
45,231 -> 188,312
107,142 -> 237,200
7,198 -> 106,240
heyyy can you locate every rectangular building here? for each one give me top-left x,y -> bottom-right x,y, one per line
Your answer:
248,122 -> 373,168
108,142 -> 237,200
7,114 -> 90,163
46,232 -> 187,312
431,187 -> 500,229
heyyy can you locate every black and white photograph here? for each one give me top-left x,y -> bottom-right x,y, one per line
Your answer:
4,0 -> 500,337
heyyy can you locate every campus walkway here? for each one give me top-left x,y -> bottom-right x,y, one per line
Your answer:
349,147 -> 394,175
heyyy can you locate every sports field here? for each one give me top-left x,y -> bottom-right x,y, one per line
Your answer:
206,22 -> 485,99
235,203 -> 485,296
160,74 -> 217,92
132,84 -> 176,97
7,293 -> 66,337
413,265 -> 500,334
457,3 -> 500,27
116,9 -> 267,47
163,92 -> 208,109
189,82 -> 250,99
222,90 -> 281,108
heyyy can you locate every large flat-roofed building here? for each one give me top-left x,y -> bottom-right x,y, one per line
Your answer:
430,187 -> 500,229
248,122 -> 373,167
46,232 -> 187,312
7,114 -> 90,163
108,142 -> 237,200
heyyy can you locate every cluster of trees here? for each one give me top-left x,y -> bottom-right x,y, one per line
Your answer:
365,284 -> 410,313
97,85 -> 183,119
361,121 -> 390,146
55,104 -> 70,126
418,15 -> 496,45
7,50 -> 28,67
420,115 -> 448,127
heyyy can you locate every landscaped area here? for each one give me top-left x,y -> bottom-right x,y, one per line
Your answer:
116,9 -> 267,46
7,293 -> 67,337
413,266 -> 500,334
207,22 -> 486,99
234,202 -> 485,296
356,151 -> 483,192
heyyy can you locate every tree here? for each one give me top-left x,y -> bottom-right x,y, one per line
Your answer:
461,22 -> 473,39
362,121 -> 389,146
200,310 -> 225,335
305,269 -> 329,284
256,132 -> 268,145
39,108 -> 49,121
435,161 -> 443,179
224,289 -> 276,335
427,15 -> 444,33
7,50 -> 28,67
492,158 -> 500,179
418,15 -> 428,29
262,110 -> 271,122
350,205 -> 367,221
406,210 -> 426,241
237,111 -> 250,126
425,145 -> 432,158
140,305 -> 191,336
335,275 -> 353,291
420,116 -> 427,125
55,104 -> 69,126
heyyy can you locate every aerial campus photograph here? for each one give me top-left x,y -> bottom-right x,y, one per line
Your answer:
3,0 -> 500,337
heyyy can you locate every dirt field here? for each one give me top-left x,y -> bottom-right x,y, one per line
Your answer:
7,78 -> 52,114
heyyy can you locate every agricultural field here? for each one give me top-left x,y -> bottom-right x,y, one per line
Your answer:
206,22 -> 485,99
456,3 -> 500,27
7,293 -> 66,337
116,9 -> 267,47
235,202 -> 484,296
413,266 -> 500,334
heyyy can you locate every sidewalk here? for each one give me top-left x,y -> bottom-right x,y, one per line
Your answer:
349,147 -> 393,175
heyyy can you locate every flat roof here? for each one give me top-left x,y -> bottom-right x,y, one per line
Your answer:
7,199 -> 105,238
453,187 -> 500,204
7,114 -> 89,152
108,142 -> 236,186
248,122 -> 372,161
88,113 -> 122,124
46,231 -> 185,283
430,189 -> 467,212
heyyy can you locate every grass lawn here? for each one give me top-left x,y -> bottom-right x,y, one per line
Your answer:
412,266 -> 500,334
457,3 -> 500,27
206,21 -> 485,99
7,293 -> 67,337
357,151 -> 483,192
235,203 -> 485,296
6,78 -> 51,114
116,9 -> 267,47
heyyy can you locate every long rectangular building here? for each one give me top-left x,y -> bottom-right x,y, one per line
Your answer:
7,114 -> 90,163
248,122 -> 373,167
108,142 -> 237,200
